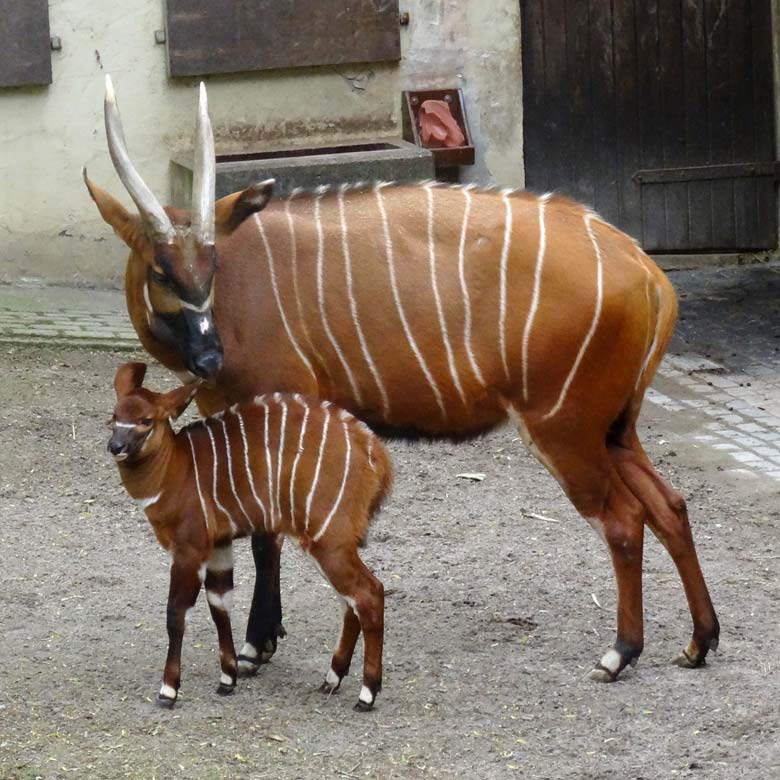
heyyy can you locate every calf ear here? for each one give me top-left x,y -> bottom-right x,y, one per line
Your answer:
83,168 -> 150,253
114,362 -> 147,399
163,382 -> 202,419
215,179 -> 275,235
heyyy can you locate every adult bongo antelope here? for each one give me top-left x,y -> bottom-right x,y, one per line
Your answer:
85,77 -> 719,683
109,362 -> 391,709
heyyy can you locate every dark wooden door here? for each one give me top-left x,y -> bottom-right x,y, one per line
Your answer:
521,0 -> 777,252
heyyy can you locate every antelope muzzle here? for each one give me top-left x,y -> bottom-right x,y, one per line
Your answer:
179,307 -> 224,380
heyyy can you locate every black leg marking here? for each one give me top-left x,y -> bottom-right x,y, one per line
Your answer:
243,533 -> 285,665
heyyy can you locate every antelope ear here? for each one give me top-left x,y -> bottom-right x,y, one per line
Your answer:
114,362 -> 147,399
163,381 -> 202,419
83,168 -> 150,253
215,179 -> 275,235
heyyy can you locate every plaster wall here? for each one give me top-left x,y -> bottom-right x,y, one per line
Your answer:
772,0 -> 780,250
0,0 -> 525,287
401,0 -> 524,189
0,0 -> 399,286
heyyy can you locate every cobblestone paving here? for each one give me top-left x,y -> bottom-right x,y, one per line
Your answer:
0,285 -> 137,350
651,261 -> 780,483
0,308 -> 137,349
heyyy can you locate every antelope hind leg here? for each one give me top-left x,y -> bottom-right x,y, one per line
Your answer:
610,439 -> 720,668
310,545 -> 384,711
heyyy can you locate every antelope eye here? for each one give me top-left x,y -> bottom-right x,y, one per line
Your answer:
141,418 -> 153,426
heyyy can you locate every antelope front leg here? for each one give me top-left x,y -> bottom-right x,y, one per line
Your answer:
205,543 -> 238,695
238,532 -> 285,675
157,556 -> 203,709
319,601 -> 361,695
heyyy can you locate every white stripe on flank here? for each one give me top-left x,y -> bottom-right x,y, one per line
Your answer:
313,420 -> 352,543
498,189 -> 514,380
635,277 -> 653,392
426,184 -> 467,408
204,422 -> 238,535
636,285 -> 663,391
544,213 -> 604,419
339,186 -> 390,416
220,418 -> 254,531
255,215 -> 317,384
458,187 -> 486,386
305,407 -> 331,533
234,409 -> 268,530
289,397 -> 310,533
186,429 -> 210,533
521,193 -> 551,402
275,399 -> 288,522
257,399 -> 276,530
285,193 -> 332,379
314,193 -> 363,404
374,183 -> 446,420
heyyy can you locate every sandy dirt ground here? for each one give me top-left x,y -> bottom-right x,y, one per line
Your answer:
1,345 -> 778,780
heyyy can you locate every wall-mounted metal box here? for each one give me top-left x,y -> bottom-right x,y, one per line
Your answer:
402,89 -> 475,168
164,0 -> 401,78
0,0 -> 52,88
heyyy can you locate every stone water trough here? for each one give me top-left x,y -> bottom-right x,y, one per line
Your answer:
171,139 -> 434,203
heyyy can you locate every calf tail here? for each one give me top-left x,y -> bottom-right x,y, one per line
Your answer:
367,434 -> 393,519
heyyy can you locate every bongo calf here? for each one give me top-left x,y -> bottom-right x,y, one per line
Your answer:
108,362 -> 391,710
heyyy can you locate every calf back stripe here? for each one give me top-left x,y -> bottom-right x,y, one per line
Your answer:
289,398 -> 310,534
312,420 -> 352,543
305,407 -> 331,533
186,429 -> 210,533
254,214 -> 317,384
374,184 -> 446,421
338,187 -> 390,416
220,418 -> 254,530
204,422 -> 237,534
315,194 -> 364,405
234,409 -> 268,528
